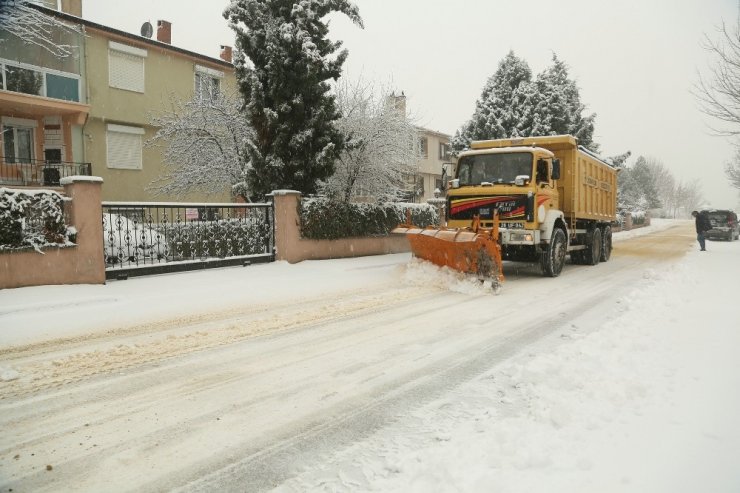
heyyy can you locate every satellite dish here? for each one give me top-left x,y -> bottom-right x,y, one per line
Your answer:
140,22 -> 153,38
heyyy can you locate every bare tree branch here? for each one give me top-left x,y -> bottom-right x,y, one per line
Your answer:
0,0 -> 83,58
319,79 -> 421,203
146,90 -> 254,199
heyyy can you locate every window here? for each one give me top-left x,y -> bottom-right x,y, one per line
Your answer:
195,65 -> 223,101
195,73 -> 220,101
2,123 -> 35,164
0,59 -> 81,102
109,42 -> 146,93
4,65 -> 43,96
439,142 -> 451,160
46,73 -> 80,101
419,137 -> 428,158
106,124 -> 144,170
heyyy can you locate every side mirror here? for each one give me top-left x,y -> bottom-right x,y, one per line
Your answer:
450,178 -> 460,189
552,159 -> 561,180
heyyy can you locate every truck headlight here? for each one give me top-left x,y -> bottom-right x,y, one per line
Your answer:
510,233 -> 534,242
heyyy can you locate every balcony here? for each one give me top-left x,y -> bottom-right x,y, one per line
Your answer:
0,157 -> 92,187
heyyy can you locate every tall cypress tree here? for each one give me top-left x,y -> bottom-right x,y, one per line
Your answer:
224,0 -> 363,199
532,54 -> 597,151
452,51 -> 533,151
453,52 -> 598,152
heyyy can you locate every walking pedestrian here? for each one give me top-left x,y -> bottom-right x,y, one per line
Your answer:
691,210 -> 712,251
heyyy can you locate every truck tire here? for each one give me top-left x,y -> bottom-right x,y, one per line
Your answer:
600,225 -> 612,262
583,228 -> 602,265
541,228 -> 566,277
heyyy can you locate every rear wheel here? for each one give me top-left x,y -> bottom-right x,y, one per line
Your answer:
583,228 -> 602,265
541,228 -> 567,277
600,225 -> 612,262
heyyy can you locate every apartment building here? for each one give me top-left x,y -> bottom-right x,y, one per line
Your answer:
1,0 -> 236,201
0,1 -> 89,186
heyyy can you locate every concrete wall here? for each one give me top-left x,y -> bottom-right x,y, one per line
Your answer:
271,191 -> 410,263
0,177 -> 106,289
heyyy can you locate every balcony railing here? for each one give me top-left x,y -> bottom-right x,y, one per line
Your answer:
0,157 -> 92,187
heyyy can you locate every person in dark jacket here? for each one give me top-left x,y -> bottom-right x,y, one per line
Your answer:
692,210 -> 712,251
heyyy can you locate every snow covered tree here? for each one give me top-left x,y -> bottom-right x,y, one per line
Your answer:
452,51 -> 532,151
0,0 -> 82,58
147,90 -> 253,199
318,81 -> 419,203
530,54 -> 598,151
695,21 -> 740,137
453,52 -> 598,152
617,156 -> 661,212
224,0 -> 363,200
726,152 -> 740,190
644,157 -> 677,213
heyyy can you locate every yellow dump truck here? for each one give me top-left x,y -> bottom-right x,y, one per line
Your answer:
394,135 -> 618,281
446,134 -> 618,277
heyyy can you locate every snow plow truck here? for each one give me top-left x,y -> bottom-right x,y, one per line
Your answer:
393,135 -> 619,284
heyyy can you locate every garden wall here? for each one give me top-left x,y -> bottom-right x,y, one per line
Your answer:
0,177 -> 106,289
271,191 -> 410,263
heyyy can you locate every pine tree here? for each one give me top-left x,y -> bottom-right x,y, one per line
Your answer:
454,52 -> 598,152
224,0 -> 363,199
531,54 -> 597,150
453,51 -> 533,150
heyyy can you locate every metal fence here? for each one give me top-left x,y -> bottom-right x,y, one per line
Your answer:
102,201 -> 274,279
0,157 -> 92,187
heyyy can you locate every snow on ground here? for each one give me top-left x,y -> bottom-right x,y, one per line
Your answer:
1,219 -> 739,492
277,220 -> 740,493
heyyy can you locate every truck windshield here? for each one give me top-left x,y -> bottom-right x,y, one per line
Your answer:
457,152 -> 533,185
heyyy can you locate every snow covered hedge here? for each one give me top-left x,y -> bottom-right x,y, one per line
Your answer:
299,198 -> 438,240
0,188 -> 74,252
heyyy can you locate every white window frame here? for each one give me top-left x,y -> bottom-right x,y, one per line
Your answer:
0,57 -> 82,101
2,117 -> 37,164
194,65 -> 223,101
106,124 -> 144,170
108,41 -> 147,93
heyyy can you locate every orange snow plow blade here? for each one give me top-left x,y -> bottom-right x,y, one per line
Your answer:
392,215 -> 504,284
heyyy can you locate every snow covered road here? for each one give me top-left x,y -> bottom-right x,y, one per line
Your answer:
3,220 -> 736,492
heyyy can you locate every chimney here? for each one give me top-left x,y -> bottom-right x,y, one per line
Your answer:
220,45 -> 233,64
387,91 -> 407,118
156,20 -> 172,44
60,0 -> 82,16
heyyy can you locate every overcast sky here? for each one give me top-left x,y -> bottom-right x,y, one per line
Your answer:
83,0 -> 740,209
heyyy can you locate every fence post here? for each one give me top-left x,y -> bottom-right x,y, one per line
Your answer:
270,190 -> 302,263
62,176 -> 106,284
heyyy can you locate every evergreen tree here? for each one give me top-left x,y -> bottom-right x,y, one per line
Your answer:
224,0 -> 363,199
453,52 -> 598,152
531,54 -> 597,151
452,51 -> 533,150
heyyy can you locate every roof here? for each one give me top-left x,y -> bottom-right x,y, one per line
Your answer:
31,3 -> 233,70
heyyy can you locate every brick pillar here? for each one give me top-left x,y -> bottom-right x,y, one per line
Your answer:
62,176 -> 105,284
270,190 -> 302,263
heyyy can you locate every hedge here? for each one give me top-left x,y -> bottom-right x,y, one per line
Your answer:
0,188 -> 74,252
299,198 -> 439,240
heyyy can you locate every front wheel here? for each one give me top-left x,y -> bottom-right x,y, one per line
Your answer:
541,228 -> 567,277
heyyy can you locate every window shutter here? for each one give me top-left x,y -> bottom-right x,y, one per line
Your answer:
107,125 -> 143,169
109,50 -> 145,93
